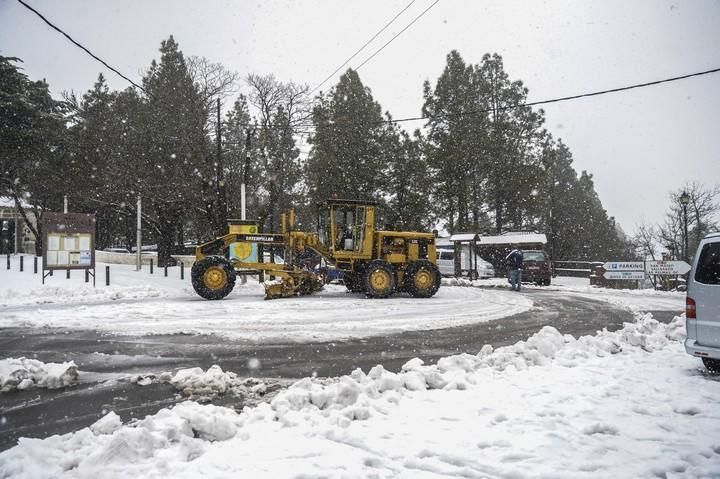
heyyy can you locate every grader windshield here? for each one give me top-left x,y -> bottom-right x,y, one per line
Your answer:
317,199 -> 376,255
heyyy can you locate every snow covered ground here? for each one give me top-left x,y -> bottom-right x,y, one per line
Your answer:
2,312 -> 719,478
0,258 -> 532,342
466,275 -> 686,312
2,256 -> 711,478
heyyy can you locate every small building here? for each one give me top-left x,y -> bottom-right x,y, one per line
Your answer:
0,196 -> 37,254
449,231 -> 548,275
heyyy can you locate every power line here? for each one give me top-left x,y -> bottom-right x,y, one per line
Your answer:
309,0 -> 418,95
15,0 -> 145,92
355,0 -> 441,71
301,65 -> 720,129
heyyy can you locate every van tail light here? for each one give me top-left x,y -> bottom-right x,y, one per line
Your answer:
686,297 -> 696,319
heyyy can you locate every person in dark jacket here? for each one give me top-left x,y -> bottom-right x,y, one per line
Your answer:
506,245 -> 524,291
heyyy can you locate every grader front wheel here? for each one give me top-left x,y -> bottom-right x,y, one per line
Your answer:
363,260 -> 396,298
191,255 -> 236,300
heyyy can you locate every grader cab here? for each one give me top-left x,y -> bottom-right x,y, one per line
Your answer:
191,199 -> 441,300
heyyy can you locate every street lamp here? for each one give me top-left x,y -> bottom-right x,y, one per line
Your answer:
679,191 -> 690,261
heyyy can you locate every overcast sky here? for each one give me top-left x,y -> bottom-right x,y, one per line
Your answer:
1,0 -> 719,234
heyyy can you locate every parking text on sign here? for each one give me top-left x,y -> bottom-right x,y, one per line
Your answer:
603,261 -> 644,271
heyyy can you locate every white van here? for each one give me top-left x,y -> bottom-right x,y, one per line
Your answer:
685,232 -> 720,371
436,248 -> 495,279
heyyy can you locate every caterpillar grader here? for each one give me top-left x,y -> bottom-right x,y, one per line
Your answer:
191,198 -> 441,300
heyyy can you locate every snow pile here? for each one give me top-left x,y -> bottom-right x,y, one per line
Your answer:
169,365 -> 238,397
264,313 -> 685,422
0,402 -> 244,479
0,357 -> 78,392
128,366 -> 284,404
169,366 -> 279,397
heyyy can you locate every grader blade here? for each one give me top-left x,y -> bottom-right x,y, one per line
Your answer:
263,273 -> 323,300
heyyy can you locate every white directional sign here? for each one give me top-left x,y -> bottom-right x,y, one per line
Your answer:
603,271 -> 646,280
603,261 -> 645,271
645,260 -> 691,276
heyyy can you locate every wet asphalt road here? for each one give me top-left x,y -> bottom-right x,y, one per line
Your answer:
0,289 -> 681,451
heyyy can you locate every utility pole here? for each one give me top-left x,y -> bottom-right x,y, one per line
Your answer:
241,127 -> 253,221
136,195 -> 142,271
680,191 -> 690,261
63,195 -> 68,214
216,98 -> 227,232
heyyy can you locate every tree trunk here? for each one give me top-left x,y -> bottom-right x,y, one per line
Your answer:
494,196 -> 503,234
157,203 -> 178,266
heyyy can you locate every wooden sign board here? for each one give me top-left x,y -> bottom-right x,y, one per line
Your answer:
40,213 -> 96,271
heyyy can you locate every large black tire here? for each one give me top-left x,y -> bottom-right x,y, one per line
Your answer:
405,260 -> 441,298
191,255 -> 236,300
702,357 -> 720,373
363,260 -> 396,298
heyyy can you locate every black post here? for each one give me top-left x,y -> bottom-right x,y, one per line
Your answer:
105,266 -> 110,286
34,256 -> 38,274
181,262 -> 184,280
683,203 -> 689,262
19,255 -> 23,272
6,254 -> 9,270
66,269 -> 70,279
85,269 -> 89,283
150,258 -> 154,274
164,264 -> 168,277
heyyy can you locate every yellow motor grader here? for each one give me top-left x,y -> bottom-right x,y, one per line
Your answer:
191,199 -> 441,300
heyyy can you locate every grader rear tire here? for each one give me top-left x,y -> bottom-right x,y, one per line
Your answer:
405,260 -> 441,298
191,255 -> 236,300
363,260 -> 396,298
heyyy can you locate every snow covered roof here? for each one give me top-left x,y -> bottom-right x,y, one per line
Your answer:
436,237 -> 452,246
449,232 -> 547,245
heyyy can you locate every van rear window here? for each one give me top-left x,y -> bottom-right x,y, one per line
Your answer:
695,242 -> 720,285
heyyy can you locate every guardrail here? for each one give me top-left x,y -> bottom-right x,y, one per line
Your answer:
95,251 -> 195,266
553,261 -> 604,278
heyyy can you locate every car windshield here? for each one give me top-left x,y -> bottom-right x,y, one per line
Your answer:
523,251 -> 546,262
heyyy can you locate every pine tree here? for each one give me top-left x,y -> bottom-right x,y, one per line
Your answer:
422,50 -> 483,232
382,125 -> 433,231
306,69 -> 386,215
1,55 -> 67,254
140,36 -> 210,265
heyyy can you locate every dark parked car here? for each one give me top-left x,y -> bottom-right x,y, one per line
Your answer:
522,250 -> 552,286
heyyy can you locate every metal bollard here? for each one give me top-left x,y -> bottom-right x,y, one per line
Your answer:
180,262 -> 184,280
66,269 -> 70,279
34,256 -> 38,274
85,269 -> 89,283
150,259 -> 154,274
6,254 -> 9,270
164,264 -> 168,277
106,266 -> 110,286
20,256 -> 23,272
